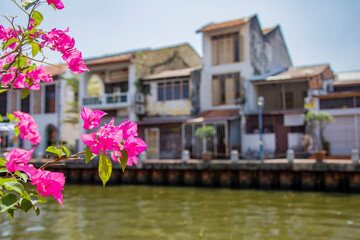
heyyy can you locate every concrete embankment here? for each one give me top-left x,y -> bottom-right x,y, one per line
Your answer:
32,159 -> 360,193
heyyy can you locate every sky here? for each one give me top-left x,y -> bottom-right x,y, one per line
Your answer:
2,0 -> 360,73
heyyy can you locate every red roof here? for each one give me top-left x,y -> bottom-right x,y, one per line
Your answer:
266,64 -> 330,81
262,26 -> 276,35
197,17 -> 251,33
45,64 -> 66,76
85,53 -> 133,67
197,109 -> 239,121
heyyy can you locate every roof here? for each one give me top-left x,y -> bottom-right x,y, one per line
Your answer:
45,64 -> 67,76
186,109 -> 239,122
138,116 -> 191,125
335,71 -> 360,85
196,17 -> 251,33
253,64 -> 330,82
142,67 -> 200,81
262,26 -> 276,35
84,53 -> 133,67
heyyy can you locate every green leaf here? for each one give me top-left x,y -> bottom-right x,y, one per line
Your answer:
33,205 -> 40,216
98,154 -> 112,187
2,38 -> 17,51
119,149 -> 129,172
20,198 -> 33,213
63,146 -> 70,157
0,193 -> 19,213
21,89 -> 30,99
0,114 -> 2,122
0,190 -> 3,196
32,10 -> 43,27
29,191 -> 47,203
0,167 -> 8,173
7,209 -> 14,221
6,113 -> 15,122
46,146 -> 61,157
0,178 -> 17,185
15,171 -> 28,183
0,158 -> 5,167
3,182 -> 25,196
31,43 -> 40,57
85,145 -> 96,164
0,89 -> 7,95
14,127 -> 20,137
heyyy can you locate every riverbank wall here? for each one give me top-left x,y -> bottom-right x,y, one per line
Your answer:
34,159 -> 360,193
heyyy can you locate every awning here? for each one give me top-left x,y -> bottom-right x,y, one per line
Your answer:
186,109 -> 240,123
0,123 -> 15,132
138,117 -> 191,126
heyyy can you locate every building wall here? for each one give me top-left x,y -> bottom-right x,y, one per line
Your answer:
135,43 -> 202,79
242,133 -> 276,159
200,23 -> 253,112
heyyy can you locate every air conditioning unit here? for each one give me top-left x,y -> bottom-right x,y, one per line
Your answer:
135,104 -> 145,115
135,92 -> 145,103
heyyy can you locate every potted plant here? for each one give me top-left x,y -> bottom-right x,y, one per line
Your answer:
304,112 -> 334,162
195,126 -> 215,161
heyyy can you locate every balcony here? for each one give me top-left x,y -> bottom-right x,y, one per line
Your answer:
82,92 -> 129,109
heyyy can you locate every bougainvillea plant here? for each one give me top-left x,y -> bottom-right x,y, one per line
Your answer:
0,0 -> 147,220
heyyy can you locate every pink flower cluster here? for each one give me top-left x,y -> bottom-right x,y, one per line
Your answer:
5,148 -> 65,206
0,25 -> 19,50
80,107 -> 147,166
41,28 -> 88,74
46,0 -> 64,10
13,111 -> 42,145
0,53 -> 53,89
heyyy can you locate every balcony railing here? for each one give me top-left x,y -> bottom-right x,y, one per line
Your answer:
82,92 -> 128,108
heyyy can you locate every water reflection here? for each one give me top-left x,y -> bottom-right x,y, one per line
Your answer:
1,186 -> 360,239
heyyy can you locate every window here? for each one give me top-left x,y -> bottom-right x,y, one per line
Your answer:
212,72 -> 241,106
45,85 -> 56,113
21,95 -> 30,113
211,32 -> 241,65
157,79 -> 189,101
158,83 -> 164,101
320,97 -> 355,109
285,92 -> 293,109
0,92 -> 7,116
105,82 -> 128,94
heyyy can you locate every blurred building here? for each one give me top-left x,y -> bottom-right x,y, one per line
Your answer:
313,70 -> 360,156
78,43 -> 202,156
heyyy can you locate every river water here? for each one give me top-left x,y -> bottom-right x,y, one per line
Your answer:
1,185 -> 360,240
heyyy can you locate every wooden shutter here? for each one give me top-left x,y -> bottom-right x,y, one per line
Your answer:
239,34 -> 245,62
33,87 -> 42,114
225,75 -> 235,105
212,78 -> 221,106
10,91 -> 18,113
211,38 -> 217,66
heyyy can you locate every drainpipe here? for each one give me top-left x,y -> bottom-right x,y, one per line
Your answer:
355,115 -> 359,151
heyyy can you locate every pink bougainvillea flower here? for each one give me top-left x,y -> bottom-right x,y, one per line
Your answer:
13,111 -> 42,145
81,132 -> 101,155
81,107 -> 107,130
30,170 -> 65,206
63,49 -> 89,74
5,148 -> 34,172
46,0 -> 64,9
119,119 -> 138,139
111,136 -> 147,166
97,118 -> 123,153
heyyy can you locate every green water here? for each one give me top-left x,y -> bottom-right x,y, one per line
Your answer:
1,186 -> 360,240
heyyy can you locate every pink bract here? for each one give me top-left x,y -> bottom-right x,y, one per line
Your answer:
81,107 -> 107,130
46,0 -> 64,9
13,111 -> 42,145
5,148 -> 34,172
31,170 -> 65,206
119,119 -> 138,139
